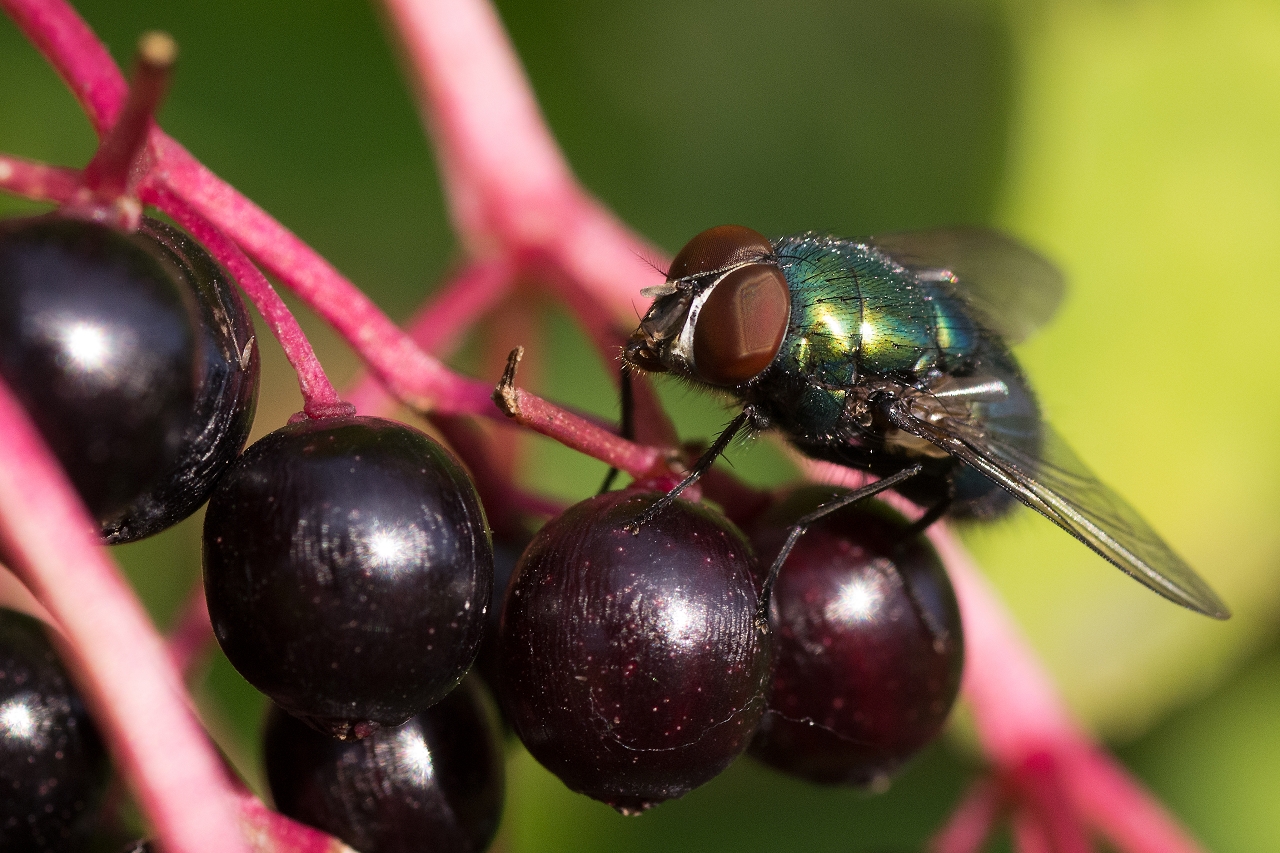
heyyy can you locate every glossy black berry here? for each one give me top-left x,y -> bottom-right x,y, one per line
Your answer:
498,489 -> 771,814
0,608 -> 110,852
102,218 -> 259,544
203,415 -> 494,738
0,216 -> 201,534
748,488 -> 964,787
264,677 -> 505,853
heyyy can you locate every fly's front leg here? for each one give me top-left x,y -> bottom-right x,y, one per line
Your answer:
624,406 -> 756,533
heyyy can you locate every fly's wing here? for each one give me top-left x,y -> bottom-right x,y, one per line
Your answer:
888,403 -> 1230,619
870,228 -> 1065,344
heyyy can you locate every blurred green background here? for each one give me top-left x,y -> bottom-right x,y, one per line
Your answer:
3,0 -> 1279,850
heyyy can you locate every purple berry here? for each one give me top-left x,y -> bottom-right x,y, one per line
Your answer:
0,608 -> 109,852
203,415 -> 494,738
748,487 -> 963,787
0,215 -> 259,544
0,216 -> 201,533
264,678 -> 505,853
499,489 -> 771,813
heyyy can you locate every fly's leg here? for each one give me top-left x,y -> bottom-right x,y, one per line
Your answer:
624,406 -> 754,532
598,366 -> 634,494
759,464 -> 924,615
897,493 -> 952,547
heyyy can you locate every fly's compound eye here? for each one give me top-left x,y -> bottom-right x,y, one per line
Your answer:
669,225 -> 774,281
692,263 -> 791,386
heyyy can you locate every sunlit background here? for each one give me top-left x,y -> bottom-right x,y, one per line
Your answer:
2,1 -> 1279,850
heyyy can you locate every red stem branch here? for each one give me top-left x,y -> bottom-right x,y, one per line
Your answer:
927,777 -> 1006,853
0,153 -> 81,204
150,186 -> 353,420
80,32 -> 175,204
0,378 -> 247,853
233,789 -> 352,853
149,137 -> 499,418
345,257 -> 517,416
493,347 -> 668,479
381,0 -> 663,323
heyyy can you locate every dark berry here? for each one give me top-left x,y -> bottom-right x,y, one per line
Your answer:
203,416 -> 494,738
0,608 -> 110,852
0,216 -> 201,533
748,488 -> 964,787
102,218 -> 259,544
498,489 -> 771,814
264,677 -> 505,853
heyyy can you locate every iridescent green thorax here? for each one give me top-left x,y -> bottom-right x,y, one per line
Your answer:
773,233 -> 984,378
750,233 -> 986,440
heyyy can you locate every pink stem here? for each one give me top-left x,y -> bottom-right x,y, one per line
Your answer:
233,790 -> 351,853
0,154 -> 81,204
0,378 -> 247,853
149,137 -> 498,417
927,526 -> 1209,853
149,186 -> 353,419
1015,751 -> 1095,853
0,0 -> 127,136
1067,747 -> 1207,853
379,0 -> 572,244
346,257 -> 517,416
928,777 -> 1006,853
80,32 -> 174,203
167,583 -> 214,679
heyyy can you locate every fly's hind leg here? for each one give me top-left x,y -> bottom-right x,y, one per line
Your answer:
758,464 -> 924,616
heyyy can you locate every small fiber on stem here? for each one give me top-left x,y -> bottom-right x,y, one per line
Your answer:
493,347 -> 669,480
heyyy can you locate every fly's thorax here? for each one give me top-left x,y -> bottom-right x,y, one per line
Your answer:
770,233 -> 990,383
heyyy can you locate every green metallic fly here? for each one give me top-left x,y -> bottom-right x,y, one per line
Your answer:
623,225 -> 1228,619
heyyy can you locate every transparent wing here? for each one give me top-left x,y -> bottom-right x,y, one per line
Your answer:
870,228 -> 1066,344
890,403 -> 1230,618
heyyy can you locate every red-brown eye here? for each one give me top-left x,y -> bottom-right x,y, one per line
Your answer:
693,263 -> 791,386
668,225 -> 773,281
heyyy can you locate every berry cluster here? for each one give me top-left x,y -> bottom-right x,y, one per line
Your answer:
0,211 -> 963,851
0,4 -> 1218,853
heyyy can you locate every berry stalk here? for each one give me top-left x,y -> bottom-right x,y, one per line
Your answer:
154,187 -> 352,420
0,376 -> 248,853
0,153 -> 81,203
79,31 -> 175,208
345,257 -> 516,415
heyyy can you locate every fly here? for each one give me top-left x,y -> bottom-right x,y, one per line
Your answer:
622,225 -> 1229,619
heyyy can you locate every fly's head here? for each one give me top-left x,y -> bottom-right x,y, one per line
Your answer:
624,225 -> 791,389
